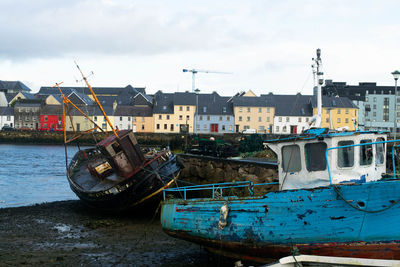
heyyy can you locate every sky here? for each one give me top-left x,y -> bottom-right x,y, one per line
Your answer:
1,0 -> 400,96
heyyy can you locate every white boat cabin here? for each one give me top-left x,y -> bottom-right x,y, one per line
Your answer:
266,129 -> 387,190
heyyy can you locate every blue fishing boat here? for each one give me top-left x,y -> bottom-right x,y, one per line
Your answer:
160,50 -> 400,263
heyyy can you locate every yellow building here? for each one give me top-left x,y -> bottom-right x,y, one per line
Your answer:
232,91 -> 275,133
153,92 -> 196,133
312,96 -> 358,131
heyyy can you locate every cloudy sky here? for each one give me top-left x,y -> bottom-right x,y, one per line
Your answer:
1,0 -> 400,95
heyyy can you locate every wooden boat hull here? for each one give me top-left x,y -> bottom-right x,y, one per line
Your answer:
68,148 -> 182,211
161,179 -> 400,262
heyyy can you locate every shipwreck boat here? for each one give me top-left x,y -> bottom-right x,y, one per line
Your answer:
160,49 -> 400,263
59,64 -> 182,211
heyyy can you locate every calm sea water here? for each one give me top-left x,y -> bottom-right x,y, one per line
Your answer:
0,144 -> 83,208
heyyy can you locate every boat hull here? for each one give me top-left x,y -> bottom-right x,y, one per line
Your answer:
68,149 -> 182,211
161,180 -> 400,262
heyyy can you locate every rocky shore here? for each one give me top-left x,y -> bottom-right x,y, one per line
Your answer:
0,200 -> 237,266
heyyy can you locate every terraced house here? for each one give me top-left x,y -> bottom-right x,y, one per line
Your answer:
195,92 -> 234,133
232,90 -> 275,133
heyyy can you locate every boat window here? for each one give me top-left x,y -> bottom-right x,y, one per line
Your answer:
337,140 -> 354,168
305,142 -> 327,171
360,139 -> 373,166
282,145 -> 301,172
376,138 -> 385,165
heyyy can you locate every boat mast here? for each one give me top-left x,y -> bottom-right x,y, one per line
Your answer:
312,48 -> 323,128
75,62 -> 119,138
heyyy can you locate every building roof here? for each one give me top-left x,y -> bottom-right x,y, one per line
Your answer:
68,89 -> 94,105
114,105 -> 153,117
310,96 -> 358,109
153,92 -> 174,114
322,80 -> 395,101
269,94 -> 313,117
0,107 -> 14,116
232,95 -> 273,107
37,85 -> 144,97
173,92 -> 197,105
0,81 -> 31,92
197,93 -> 234,115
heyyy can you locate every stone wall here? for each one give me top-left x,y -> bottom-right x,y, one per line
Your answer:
178,154 -> 279,194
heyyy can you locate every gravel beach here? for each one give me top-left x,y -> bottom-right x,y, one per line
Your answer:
0,200 -> 236,266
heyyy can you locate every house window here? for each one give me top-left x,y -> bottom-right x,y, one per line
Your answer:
179,115 -> 183,120
258,117 -> 261,122
298,118 -> 302,122
94,116 -> 97,121
142,117 -> 145,122
44,116 -> 48,121
207,116 -> 210,121
186,115 -> 190,121
103,117 -> 106,122
179,106 -> 183,111
128,117 -> 131,121
286,117 -> 289,122
376,137 -> 385,165
247,116 -> 250,122
360,139 -> 373,166
203,124 -> 207,129
141,125 -> 145,130
222,125 -> 226,130
258,108 -> 262,113
247,107 -> 250,112
267,107 -> 270,113
337,140 -> 354,168
223,107 -> 227,113
159,115 -> 162,120
239,107 -> 242,112
305,142 -> 327,171
326,118 -> 329,123
229,125 -> 232,131
337,118 -> 341,123
203,107 -> 207,112
258,126 -> 265,131
282,145 -> 301,172
120,117 -> 122,121
186,106 -> 190,111
345,109 -> 349,114
156,124 -> 160,130
170,124 -> 174,131
196,124 -> 200,130
266,117 -> 270,122
133,117 -> 137,122
219,116 -> 223,121
199,116 -> 203,121
283,126 -> 287,132
166,115 -> 170,120
276,126 -> 279,132
164,124 -> 167,130
102,123 -> 106,129
44,123 -> 47,128
337,109 -> 341,114
279,117 -> 282,122
227,116 -> 230,121
345,118 -> 349,123
239,116 -> 242,121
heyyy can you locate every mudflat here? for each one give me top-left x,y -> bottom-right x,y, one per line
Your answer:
0,200 -> 233,266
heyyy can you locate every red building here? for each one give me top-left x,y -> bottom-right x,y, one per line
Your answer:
39,105 -> 64,131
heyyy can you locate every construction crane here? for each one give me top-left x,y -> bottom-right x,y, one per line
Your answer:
182,68 -> 232,92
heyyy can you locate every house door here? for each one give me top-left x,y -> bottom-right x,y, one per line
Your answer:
133,125 -> 136,132
76,123 -> 80,131
235,125 -> 240,133
290,125 -> 297,134
211,124 -> 218,133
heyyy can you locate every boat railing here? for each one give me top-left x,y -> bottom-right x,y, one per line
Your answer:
325,139 -> 400,185
163,181 -> 278,200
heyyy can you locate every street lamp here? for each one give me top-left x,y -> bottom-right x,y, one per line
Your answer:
392,70 -> 400,137
194,88 -> 200,134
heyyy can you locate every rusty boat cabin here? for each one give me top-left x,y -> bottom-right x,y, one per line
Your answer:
68,129 -> 181,211
161,128 -> 400,262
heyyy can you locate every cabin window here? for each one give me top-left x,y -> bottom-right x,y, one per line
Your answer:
376,138 -> 385,165
360,139 -> 373,166
282,145 -> 301,172
305,142 -> 327,171
337,140 -> 354,168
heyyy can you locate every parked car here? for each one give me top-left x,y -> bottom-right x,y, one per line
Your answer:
1,126 -> 15,131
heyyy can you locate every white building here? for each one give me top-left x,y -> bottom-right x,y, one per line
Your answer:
0,107 -> 14,128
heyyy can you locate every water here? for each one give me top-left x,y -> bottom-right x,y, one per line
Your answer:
0,144 -> 83,208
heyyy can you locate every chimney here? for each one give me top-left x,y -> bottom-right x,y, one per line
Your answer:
113,100 -> 117,111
